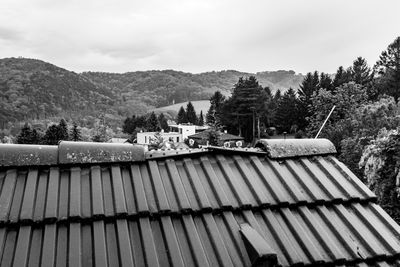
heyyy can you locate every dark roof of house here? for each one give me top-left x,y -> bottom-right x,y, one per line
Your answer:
188,130 -> 244,141
0,139 -> 400,266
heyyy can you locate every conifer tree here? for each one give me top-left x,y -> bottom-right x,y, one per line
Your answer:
146,112 -> 160,131
351,57 -> 371,86
186,102 -> 197,124
58,119 -> 69,141
70,122 -> 82,141
158,113 -> 169,131
333,66 -> 352,88
206,91 -> 225,126
375,36 -> 400,101
319,72 -> 333,91
16,123 -> 40,144
198,111 -> 204,126
42,124 -> 61,145
275,88 -> 300,133
177,106 -> 187,124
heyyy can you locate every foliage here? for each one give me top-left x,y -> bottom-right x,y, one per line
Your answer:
306,82 -> 368,150
16,123 -> 41,144
158,113 -> 169,131
351,57 -> 372,86
42,119 -> 70,145
146,112 -> 160,132
274,88 -> 301,133
207,130 -> 220,146
70,122 -> 82,141
148,132 -> 164,150
198,111 -> 204,126
206,91 -> 225,126
333,66 -> 352,88
340,96 -> 400,177
186,102 -> 197,124
359,128 -> 400,223
374,36 -> 400,101
176,106 -> 187,124
221,76 -> 268,141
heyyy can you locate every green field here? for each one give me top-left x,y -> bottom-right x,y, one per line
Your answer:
152,100 -> 211,119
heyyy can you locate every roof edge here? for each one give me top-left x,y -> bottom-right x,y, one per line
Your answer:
0,144 -> 58,167
255,138 -> 337,159
0,141 -> 145,167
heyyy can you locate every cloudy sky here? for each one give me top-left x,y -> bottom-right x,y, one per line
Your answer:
0,0 -> 399,74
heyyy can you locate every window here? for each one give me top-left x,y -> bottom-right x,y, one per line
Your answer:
177,137 -> 179,142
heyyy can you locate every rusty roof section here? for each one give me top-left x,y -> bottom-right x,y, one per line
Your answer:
0,141 -> 145,167
255,138 -> 337,159
0,144 -> 58,166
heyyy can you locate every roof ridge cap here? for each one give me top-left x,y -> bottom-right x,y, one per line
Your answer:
255,138 -> 337,159
0,141 -> 145,167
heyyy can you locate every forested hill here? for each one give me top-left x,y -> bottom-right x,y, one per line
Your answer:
0,57 -> 304,125
0,58 -> 114,124
82,69 -> 304,108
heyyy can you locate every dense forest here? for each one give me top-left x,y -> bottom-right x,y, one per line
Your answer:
0,57 -> 303,137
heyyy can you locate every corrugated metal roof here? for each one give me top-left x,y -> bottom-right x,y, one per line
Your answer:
0,139 -> 399,266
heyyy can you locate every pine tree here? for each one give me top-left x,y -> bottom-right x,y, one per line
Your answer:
351,57 -> 371,86
375,36 -> 400,101
42,124 -> 61,145
198,111 -> 204,126
177,106 -> 187,124
16,123 -> 40,144
158,113 -> 169,131
186,102 -> 197,124
297,71 -> 320,130
224,76 -> 266,141
146,112 -> 160,131
333,66 -> 352,88
275,88 -> 300,133
58,119 -> 69,141
298,72 -> 319,104
70,122 -> 82,141
319,72 -> 333,91
206,91 -> 225,126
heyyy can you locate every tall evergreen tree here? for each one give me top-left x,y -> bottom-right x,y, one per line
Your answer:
58,119 -> 69,141
351,57 -> 372,86
70,122 -> 82,141
206,91 -> 225,126
42,124 -> 61,145
319,72 -> 333,91
158,113 -> 169,131
146,112 -> 160,131
333,66 -> 352,88
275,88 -> 300,133
176,106 -> 187,124
298,72 -> 319,104
297,71 -> 320,130
198,111 -> 204,126
222,76 -> 266,141
16,123 -> 40,144
375,36 -> 400,101
123,115 -> 136,134
186,102 -> 197,124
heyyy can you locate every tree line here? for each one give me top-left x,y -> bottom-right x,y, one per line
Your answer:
204,36 -> 400,222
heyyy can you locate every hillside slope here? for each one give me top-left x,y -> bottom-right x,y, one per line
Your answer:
0,58 -> 114,124
0,57 -> 304,128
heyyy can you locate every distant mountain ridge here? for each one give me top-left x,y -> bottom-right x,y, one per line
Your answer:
0,57 -> 304,127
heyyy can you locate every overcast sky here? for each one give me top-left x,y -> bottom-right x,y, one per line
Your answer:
0,0 -> 399,74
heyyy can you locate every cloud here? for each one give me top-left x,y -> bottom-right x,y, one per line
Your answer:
0,0 -> 399,73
